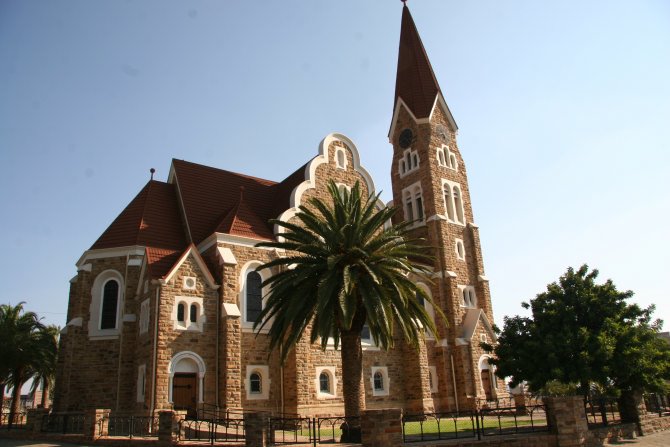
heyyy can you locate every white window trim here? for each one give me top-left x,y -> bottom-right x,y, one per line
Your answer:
136,364 -> 146,402
168,351 -> 206,404
245,365 -> 270,400
335,147 -> 348,170
315,366 -> 338,399
402,181 -> 426,228
458,285 -> 477,308
139,299 -> 150,334
455,238 -> 465,261
436,145 -> 458,171
398,148 -> 420,177
172,296 -> 205,332
88,269 -> 124,340
239,261 -> 271,333
370,366 -> 389,397
441,179 -> 466,226
417,283 -> 435,340
428,365 -> 438,394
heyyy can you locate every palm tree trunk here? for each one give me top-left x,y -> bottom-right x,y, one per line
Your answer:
41,378 -> 49,409
9,369 -> 23,426
0,382 -> 5,427
340,330 -> 365,442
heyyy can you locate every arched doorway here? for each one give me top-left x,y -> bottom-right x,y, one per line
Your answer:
168,352 -> 205,419
479,357 -> 496,402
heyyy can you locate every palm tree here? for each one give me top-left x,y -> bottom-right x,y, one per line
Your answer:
255,181 -> 441,441
0,302 -> 44,426
30,325 -> 60,408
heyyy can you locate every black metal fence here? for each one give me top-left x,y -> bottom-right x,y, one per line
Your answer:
402,405 -> 549,443
269,416 -> 313,444
644,393 -> 670,416
40,413 -> 87,434
104,414 -> 160,438
584,397 -> 621,427
1,411 -> 27,429
180,416 -> 245,444
314,416 -> 360,444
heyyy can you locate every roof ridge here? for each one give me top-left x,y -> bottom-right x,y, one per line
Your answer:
172,158 -> 278,186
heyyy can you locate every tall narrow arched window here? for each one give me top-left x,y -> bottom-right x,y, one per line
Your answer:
190,304 -> 198,323
177,303 -> 185,323
414,189 -> 424,221
453,186 -> 464,223
336,149 -> 346,169
319,372 -> 330,393
443,184 -> 455,221
100,279 -> 119,330
404,192 -> 414,222
246,271 -> 263,324
373,371 -> 384,391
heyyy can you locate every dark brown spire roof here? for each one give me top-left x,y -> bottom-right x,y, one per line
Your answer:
394,5 -> 442,119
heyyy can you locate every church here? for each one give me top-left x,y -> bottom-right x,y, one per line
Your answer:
53,4 -> 504,418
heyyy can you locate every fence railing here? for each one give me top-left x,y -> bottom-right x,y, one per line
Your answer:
402,411 -> 477,442
180,416 -> 245,443
41,413 -> 87,434
1,411 -> 27,428
402,405 -> 549,443
104,414 -> 159,438
269,416 -> 313,445
314,416 -> 360,443
584,397 -> 621,427
644,393 -> 670,417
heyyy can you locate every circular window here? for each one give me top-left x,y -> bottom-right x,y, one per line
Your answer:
185,278 -> 196,288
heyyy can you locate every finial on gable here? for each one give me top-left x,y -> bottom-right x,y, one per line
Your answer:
150,168 -> 155,180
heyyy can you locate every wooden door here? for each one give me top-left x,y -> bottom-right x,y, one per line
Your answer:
173,373 -> 197,418
481,369 -> 494,401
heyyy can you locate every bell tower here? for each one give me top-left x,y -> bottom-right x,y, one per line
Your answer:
389,4 -> 505,410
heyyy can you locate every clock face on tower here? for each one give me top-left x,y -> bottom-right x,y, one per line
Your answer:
399,128 -> 413,149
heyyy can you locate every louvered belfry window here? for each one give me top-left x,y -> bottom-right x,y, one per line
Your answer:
100,280 -> 119,329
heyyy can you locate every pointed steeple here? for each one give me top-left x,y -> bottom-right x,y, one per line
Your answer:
393,4 -> 443,120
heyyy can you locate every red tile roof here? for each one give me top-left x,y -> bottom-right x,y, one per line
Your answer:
171,158 -> 305,244
146,247 -> 183,279
394,5 -> 442,119
91,180 -> 187,251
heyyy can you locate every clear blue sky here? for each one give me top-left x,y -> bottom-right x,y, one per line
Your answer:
1,0 -> 669,330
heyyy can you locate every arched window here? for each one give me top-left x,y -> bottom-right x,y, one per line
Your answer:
319,372 -> 330,393
437,148 -> 446,166
443,184 -> 455,221
246,271 -> 263,324
250,372 -> 262,394
462,286 -> 477,308
177,303 -> 185,323
373,371 -> 384,391
455,239 -> 465,260
100,279 -> 119,330
404,191 -> 414,222
336,149 -> 346,169
414,189 -> 424,221
449,154 -> 457,170
453,186 -> 464,223
190,304 -> 198,323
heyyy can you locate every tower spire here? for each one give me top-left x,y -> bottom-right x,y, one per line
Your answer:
393,4 -> 442,120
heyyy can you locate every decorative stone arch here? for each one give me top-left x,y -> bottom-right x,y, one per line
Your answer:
168,351 -> 206,404
88,269 -> 124,339
238,260 -> 272,331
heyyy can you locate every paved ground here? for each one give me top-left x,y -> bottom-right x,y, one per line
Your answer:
2,430 -> 670,446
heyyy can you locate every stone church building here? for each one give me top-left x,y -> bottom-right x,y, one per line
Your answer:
53,5 -> 504,418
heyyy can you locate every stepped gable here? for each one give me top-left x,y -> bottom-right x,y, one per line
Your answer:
394,4 -> 442,119
91,180 -> 187,251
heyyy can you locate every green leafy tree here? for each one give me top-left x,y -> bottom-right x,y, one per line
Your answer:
30,325 -> 60,408
255,181 -> 439,440
0,302 -> 44,425
487,265 -> 670,401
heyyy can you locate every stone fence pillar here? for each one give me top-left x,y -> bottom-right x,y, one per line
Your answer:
544,396 -> 589,447
26,408 -> 49,432
85,409 -> 110,440
361,408 -> 402,447
244,412 -> 270,447
158,410 -> 186,446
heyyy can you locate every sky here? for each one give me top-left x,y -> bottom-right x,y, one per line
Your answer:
1,0 -> 669,331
